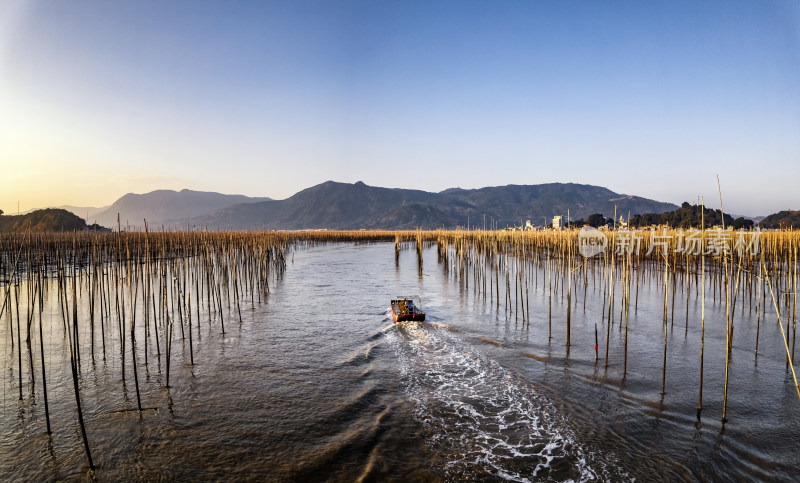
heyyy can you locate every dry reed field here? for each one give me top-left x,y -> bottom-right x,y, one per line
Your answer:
406,227 -> 799,421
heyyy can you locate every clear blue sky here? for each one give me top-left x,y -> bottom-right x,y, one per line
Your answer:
1,0 -> 798,216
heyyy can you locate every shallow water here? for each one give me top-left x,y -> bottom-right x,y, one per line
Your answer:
1,242 -> 798,481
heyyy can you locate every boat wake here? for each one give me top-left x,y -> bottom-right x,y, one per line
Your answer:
386,322 -> 630,482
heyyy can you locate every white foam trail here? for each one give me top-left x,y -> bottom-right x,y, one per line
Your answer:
387,324 -> 630,482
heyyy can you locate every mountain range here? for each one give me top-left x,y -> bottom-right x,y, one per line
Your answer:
187,181 -> 677,230
50,182 -> 679,230
10,182 -> 794,231
65,189 -> 271,229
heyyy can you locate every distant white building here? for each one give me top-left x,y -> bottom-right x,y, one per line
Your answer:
552,215 -> 562,230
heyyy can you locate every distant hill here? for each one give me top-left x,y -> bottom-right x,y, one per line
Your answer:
19,205 -> 107,217
759,210 -> 800,229
92,189 -> 270,228
19,205 -> 110,220
629,202 -> 754,229
190,181 -> 678,230
0,209 -> 110,233
436,183 -> 677,229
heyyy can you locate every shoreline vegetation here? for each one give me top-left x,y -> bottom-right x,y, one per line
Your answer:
1,227 -> 798,476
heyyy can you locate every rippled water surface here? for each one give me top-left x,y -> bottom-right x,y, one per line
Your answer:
2,242 -> 799,481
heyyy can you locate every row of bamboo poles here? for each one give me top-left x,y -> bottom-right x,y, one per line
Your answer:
398,227 -> 799,423
0,228 -> 462,474
0,230 -> 297,474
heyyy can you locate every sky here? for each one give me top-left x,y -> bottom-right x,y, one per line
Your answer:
1,0 -> 798,217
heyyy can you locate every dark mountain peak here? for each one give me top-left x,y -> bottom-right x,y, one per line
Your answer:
291,180 -> 431,199
439,187 -> 465,194
93,189 -> 271,227
295,180 -> 351,195
189,180 -> 677,230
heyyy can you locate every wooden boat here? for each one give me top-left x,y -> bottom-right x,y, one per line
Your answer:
390,297 -> 426,323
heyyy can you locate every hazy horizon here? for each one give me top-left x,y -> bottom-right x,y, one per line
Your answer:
2,1 -> 798,217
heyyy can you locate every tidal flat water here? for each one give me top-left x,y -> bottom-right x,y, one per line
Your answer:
1,242 -> 798,481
